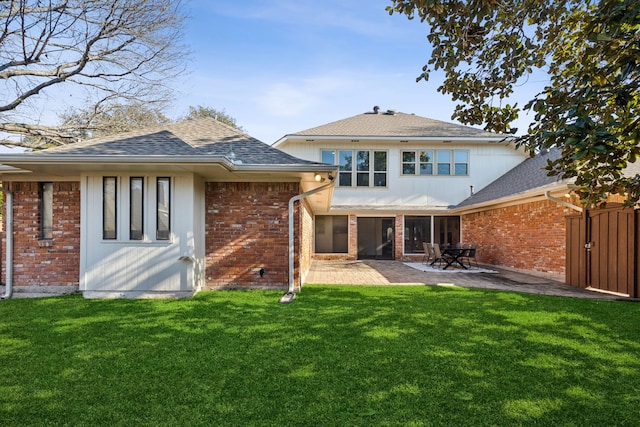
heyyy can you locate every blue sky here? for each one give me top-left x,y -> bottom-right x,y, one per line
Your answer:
172,0 -> 546,144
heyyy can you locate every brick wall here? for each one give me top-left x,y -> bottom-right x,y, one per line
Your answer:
2,181 -> 80,289
204,182 -> 300,290
462,199 -> 575,280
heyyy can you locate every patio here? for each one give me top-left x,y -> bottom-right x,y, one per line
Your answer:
304,259 -> 630,300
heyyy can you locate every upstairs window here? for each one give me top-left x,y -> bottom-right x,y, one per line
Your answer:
402,150 -> 468,176
322,149 -> 387,187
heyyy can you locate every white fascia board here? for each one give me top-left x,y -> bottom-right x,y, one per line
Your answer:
275,135 -> 512,144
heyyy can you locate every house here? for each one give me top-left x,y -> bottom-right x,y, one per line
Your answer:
0,118 -> 336,298
275,107 -> 639,297
273,107 -> 531,261
1,108 -> 637,299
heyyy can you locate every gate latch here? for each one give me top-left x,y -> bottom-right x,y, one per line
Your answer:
584,242 -> 593,250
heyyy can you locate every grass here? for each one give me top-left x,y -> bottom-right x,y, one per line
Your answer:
1,285 -> 639,426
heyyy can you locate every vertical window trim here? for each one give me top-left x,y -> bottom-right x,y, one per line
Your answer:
103,177 -> 117,240
129,177 -> 144,240
156,177 -> 171,240
39,182 -> 53,240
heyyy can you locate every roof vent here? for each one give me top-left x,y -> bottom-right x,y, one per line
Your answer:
373,105 -> 380,114
385,109 -> 397,115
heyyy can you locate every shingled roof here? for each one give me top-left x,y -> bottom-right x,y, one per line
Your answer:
455,148 -> 564,209
284,108 -> 502,139
28,118 -> 323,166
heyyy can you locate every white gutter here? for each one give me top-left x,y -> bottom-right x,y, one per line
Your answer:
0,187 -> 13,299
284,180 -> 335,301
545,190 -> 583,212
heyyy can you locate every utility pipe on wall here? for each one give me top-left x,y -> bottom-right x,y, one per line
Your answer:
287,180 -> 335,296
1,187 -> 13,299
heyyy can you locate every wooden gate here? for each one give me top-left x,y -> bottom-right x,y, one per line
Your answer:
566,205 -> 638,297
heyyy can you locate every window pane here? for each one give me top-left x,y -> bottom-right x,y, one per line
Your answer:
437,150 -> 451,162
434,216 -> 461,247
374,151 -> 387,171
156,177 -> 170,240
103,177 -> 117,240
420,163 -> 433,175
130,177 -> 143,240
454,151 -> 468,163
315,215 -> 348,253
339,172 -> 352,187
356,172 -> 369,187
356,151 -> 369,171
437,163 -> 451,175
321,150 -> 335,164
419,150 -> 433,163
40,182 -> 53,239
404,216 -> 431,254
402,151 -> 415,162
339,151 -> 352,171
455,163 -> 468,175
403,164 -> 416,175
374,172 -> 387,187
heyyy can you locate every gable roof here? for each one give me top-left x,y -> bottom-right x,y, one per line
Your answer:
276,108 -> 505,143
30,118 -> 323,167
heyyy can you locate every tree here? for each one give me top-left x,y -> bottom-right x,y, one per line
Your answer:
182,105 -> 245,131
0,0 -> 187,149
60,103 -> 172,139
387,0 -> 640,206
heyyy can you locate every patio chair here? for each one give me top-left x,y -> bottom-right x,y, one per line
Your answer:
422,242 -> 435,264
462,244 -> 478,268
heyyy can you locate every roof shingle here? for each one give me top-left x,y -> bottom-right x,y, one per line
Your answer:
287,110 -> 502,139
33,118 -> 323,166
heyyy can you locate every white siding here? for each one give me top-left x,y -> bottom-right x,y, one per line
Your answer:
80,173 -> 201,297
280,140 -> 526,211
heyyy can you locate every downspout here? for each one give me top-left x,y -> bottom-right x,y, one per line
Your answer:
545,190 -> 583,212
283,180 -> 335,302
1,187 -> 13,299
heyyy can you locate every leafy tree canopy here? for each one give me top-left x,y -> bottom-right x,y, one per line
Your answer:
388,0 -> 640,206
181,105 -> 245,131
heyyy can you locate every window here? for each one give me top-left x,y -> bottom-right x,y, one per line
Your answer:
103,177 -> 117,239
315,215 -> 348,253
39,182 -> 53,240
130,177 -> 144,240
325,149 -> 388,187
404,216 -> 431,253
403,215 -> 461,253
454,151 -> 469,175
402,150 -> 467,176
156,177 -> 171,240
338,150 -> 353,187
437,151 -> 451,175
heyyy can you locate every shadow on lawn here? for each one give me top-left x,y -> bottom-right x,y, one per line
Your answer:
1,287 -> 639,426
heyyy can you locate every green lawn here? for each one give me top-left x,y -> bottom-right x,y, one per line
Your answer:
1,285 -> 639,426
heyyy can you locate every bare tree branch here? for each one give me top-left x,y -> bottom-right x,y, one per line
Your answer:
0,0 -> 188,149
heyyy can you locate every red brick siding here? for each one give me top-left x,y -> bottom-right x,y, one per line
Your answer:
2,181 -> 80,288
204,182 -> 300,290
462,200 -> 574,279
